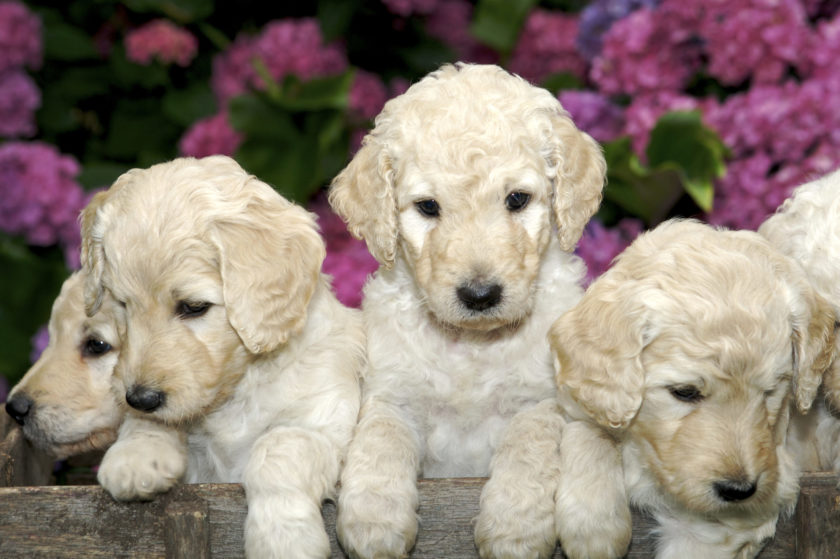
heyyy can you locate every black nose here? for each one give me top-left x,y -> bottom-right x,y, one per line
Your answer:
714,479 -> 757,502
125,386 -> 165,412
5,394 -> 33,426
456,282 -> 503,311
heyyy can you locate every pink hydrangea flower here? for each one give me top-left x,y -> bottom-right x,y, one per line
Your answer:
211,18 -> 347,105
0,142 -> 85,259
591,4 -> 701,96
348,70 -> 388,122
0,1 -> 41,74
508,9 -> 587,85
576,218 -> 644,283
425,0 -> 497,64
309,192 -> 378,308
381,0 -> 440,17
178,111 -> 243,158
558,90 -> 625,143
0,70 -> 39,137
124,19 -> 198,67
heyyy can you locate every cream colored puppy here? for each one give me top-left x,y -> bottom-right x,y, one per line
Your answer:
759,168 -> 840,473
5,271 -> 122,458
549,219 -> 835,559
81,156 -> 365,559
329,63 -> 605,558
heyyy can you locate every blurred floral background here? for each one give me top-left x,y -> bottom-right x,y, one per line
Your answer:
3,0 -> 840,395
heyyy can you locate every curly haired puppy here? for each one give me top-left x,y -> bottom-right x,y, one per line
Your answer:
328,63 -> 605,558
759,168 -> 840,473
81,156 -> 365,558
5,271 -> 122,458
549,219 -> 835,559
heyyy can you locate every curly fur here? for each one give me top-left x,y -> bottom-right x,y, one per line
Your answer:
549,219 -> 835,558
80,156 -> 366,559
328,63 -> 605,558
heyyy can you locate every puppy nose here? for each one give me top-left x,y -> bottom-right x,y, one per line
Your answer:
125,386 -> 165,412
457,281 -> 503,311
5,394 -> 33,426
714,479 -> 757,502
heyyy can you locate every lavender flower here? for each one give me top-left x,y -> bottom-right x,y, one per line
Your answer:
124,19 -> 198,67
558,90 -> 625,143
0,70 -> 39,137
0,1 -> 41,74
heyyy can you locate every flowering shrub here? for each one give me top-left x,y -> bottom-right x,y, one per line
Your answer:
2,0 -> 839,385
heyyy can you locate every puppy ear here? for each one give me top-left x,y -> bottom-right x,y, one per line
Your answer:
213,178 -> 325,354
328,136 -> 397,268
549,274 -> 649,430
790,289 -> 837,413
545,108 -> 606,252
80,189 -> 112,316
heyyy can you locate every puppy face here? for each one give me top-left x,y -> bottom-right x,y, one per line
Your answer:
81,156 -> 325,424
330,63 -> 605,331
6,272 -> 123,458
551,220 -> 835,515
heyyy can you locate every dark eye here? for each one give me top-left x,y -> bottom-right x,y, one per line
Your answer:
505,191 -> 531,212
82,337 -> 112,357
669,385 -> 704,403
415,199 -> 440,218
176,301 -> 211,319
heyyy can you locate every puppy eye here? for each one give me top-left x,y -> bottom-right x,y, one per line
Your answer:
82,337 -> 112,357
415,199 -> 441,218
669,385 -> 704,403
505,191 -> 531,212
176,301 -> 211,319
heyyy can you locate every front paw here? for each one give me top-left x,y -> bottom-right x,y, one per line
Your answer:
245,496 -> 330,559
337,490 -> 418,559
554,500 -> 631,559
97,437 -> 186,501
475,479 -> 557,559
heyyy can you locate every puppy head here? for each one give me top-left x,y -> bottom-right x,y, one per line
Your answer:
5,272 -> 123,458
81,156 -> 325,423
759,168 -> 840,412
551,220 -> 835,514
329,63 -> 604,330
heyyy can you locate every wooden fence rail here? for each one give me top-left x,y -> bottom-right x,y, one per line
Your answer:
1,414 -> 837,558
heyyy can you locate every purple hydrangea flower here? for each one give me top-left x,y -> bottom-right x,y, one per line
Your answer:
558,90 -> 625,144
0,70 -> 40,137
576,218 -> 644,284
508,9 -> 587,85
178,111 -> 243,158
0,142 -> 85,253
381,0 -> 440,17
348,70 -> 388,122
124,19 -> 198,67
576,0 -> 661,61
0,1 -> 41,74
425,0 -> 498,64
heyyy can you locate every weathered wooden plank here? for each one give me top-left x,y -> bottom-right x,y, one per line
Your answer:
0,477 -> 832,558
0,413 -> 53,487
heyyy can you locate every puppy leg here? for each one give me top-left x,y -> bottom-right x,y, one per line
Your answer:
475,399 -> 563,559
337,400 -> 421,559
97,415 -> 187,501
554,421 -> 630,559
244,426 -> 340,559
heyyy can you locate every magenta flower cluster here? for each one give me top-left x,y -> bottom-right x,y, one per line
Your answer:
0,1 -> 41,138
0,142 -> 86,268
124,19 -> 199,67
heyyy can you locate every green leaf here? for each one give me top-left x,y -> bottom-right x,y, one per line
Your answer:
43,21 -> 99,61
645,111 -> 727,212
120,0 -> 214,23
162,84 -> 217,127
541,72 -> 584,95
78,161 -> 130,190
104,100 -> 180,160
470,0 -> 538,54
228,94 -> 298,139
271,72 -> 354,112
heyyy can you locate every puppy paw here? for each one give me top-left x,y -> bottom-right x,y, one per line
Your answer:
245,496 -> 330,559
555,511 -> 631,559
475,478 -> 557,559
337,491 -> 418,559
97,436 -> 186,501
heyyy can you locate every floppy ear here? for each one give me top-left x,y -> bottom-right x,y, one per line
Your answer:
549,273 -> 649,430
544,108 -> 606,252
80,189 -> 113,316
328,135 -> 398,268
213,178 -> 325,355
790,288 -> 837,413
